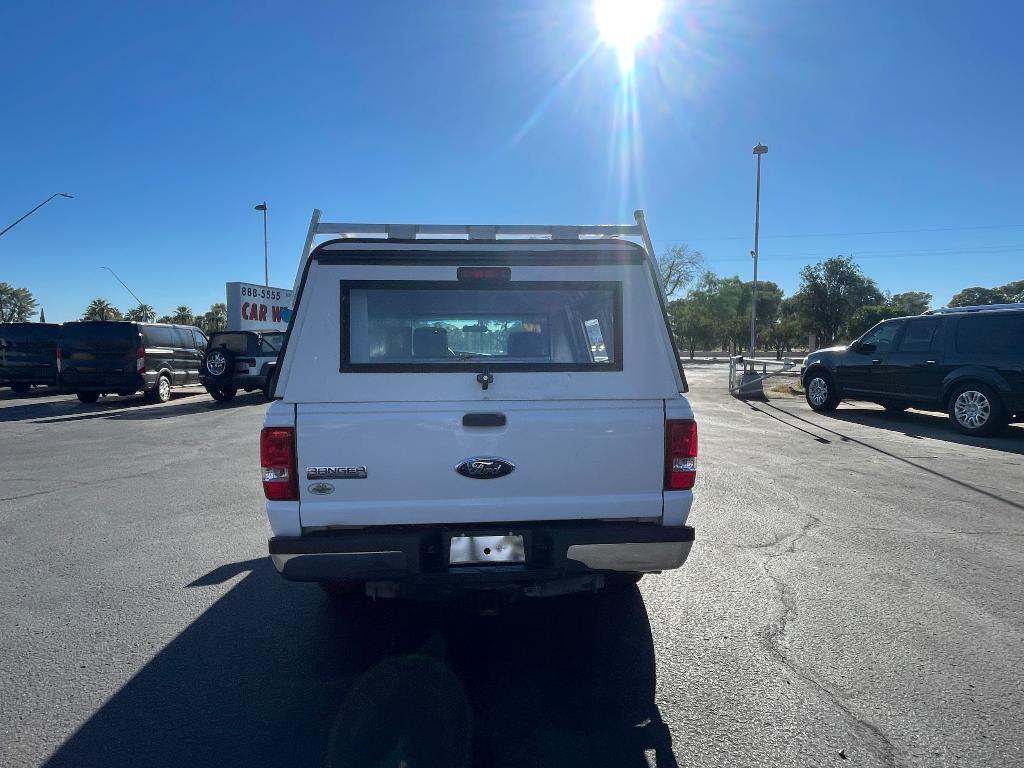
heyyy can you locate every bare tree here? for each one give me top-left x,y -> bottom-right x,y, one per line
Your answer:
658,245 -> 705,299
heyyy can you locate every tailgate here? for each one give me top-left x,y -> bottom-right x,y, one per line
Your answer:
296,400 -> 664,527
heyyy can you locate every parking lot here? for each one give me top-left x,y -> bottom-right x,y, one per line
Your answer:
1,368 -> 1022,767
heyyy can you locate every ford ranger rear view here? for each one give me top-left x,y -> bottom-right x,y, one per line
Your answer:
262,210 -> 697,600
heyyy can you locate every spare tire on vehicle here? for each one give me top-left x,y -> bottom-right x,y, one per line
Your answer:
203,347 -> 235,382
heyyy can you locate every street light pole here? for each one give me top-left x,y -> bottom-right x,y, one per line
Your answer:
0,193 -> 73,239
101,267 -> 147,316
749,143 -> 768,357
254,202 -> 269,286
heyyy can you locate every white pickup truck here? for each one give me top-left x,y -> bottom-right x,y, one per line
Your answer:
261,210 -> 697,601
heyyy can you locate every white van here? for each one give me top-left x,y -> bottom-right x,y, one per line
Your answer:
262,211 -> 697,600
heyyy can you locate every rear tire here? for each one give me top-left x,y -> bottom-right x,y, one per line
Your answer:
11,383 -> 31,394
948,383 -> 1007,436
145,374 -> 171,404
804,370 -> 839,412
76,392 -> 100,403
207,386 -> 237,402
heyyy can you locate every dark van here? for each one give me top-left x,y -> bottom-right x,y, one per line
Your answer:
0,322 -> 62,394
59,321 -> 208,404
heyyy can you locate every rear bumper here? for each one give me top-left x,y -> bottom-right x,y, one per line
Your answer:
268,521 -> 694,588
62,373 -> 145,393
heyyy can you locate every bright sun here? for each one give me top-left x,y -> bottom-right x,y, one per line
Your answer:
594,0 -> 663,74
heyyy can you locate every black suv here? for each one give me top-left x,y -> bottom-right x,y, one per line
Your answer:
802,305 -> 1024,436
60,321 -> 208,404
0,322 -> 61,394
199,330 -> 282,402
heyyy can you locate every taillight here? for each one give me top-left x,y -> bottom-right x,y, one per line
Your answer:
261,427 -> 298,501
56,346 -> 62,373
665,420 -> 697,490
237,358 -> 257,368
136,347 -> 145,373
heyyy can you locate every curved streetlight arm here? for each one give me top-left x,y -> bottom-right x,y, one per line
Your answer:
0,193 -> 73,239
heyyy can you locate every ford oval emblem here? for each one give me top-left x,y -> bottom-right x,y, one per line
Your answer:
308,482 -> 335,495
455,457 -> 515,479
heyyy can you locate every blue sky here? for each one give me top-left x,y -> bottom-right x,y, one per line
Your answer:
2,0 -> 1022,322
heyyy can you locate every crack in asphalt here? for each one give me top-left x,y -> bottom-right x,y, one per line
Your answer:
753,500 -> 904,768
0,460 -> 197,504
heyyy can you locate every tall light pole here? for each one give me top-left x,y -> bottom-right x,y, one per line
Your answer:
749,143 -> 768,357
0,193 -> 73,239
254,202 -> 269,286
101,266 -> 147,317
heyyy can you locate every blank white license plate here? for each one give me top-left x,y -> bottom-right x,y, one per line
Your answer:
449,534 -> 526,565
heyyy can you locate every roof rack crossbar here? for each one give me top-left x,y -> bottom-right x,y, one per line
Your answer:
924,302 -> 1024,315
312,222 -> 644,239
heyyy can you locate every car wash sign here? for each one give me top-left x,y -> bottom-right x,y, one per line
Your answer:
226,282 -> 293,332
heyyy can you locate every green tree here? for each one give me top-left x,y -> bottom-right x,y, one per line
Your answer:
82,298 -> 122,321
171,305 -> 194,325
792,256 -> 883,346
949,286 -> 1008,307
124,304 -> 157,322
156,315 -> 175,324
668,297 -> 715,359
889,291 -> 931,315
198,302 -> 227,333
765,316 -> 803,359
0,282 -> 39,322
765,297 -> 805,359
996,280 -> 1024,303
659,245 -> 705,299
687,272 -> 745,353
844,304 -> 905,339
739,280 -> 784,351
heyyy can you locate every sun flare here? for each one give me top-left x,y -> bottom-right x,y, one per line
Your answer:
594,0 -> 663,74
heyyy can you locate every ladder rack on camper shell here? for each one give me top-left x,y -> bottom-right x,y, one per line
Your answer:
293,208 -> 663,292
281,208 -> 688,393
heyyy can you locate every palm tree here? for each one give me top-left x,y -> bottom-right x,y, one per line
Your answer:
124,304 -> 156,322
0,282 -> 39,323
199,302 -> 227,333
82,298 -> 122,321
171,305 -> 194,325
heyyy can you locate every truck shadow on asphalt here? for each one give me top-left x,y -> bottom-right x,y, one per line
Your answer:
42,558 -> 679,768
0,391 -> 267,424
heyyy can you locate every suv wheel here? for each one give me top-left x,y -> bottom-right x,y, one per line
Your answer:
77,392 -> 100,404
948,383 -> 1006,436
207,385 -> 237,402
145,374 -> 172,404
805,371 -> 839,412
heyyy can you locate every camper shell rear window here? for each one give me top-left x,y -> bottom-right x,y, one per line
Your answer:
340,280 -> 623,372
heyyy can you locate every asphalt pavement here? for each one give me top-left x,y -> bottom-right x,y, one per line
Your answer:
1,372 -> 1022,767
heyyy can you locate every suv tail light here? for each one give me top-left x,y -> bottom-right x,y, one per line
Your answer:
261,427 -> 298,501
56,346 -> 62,373
237,358 -> 257,369
665,420 -> 697,490
136,347 -> 145,373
